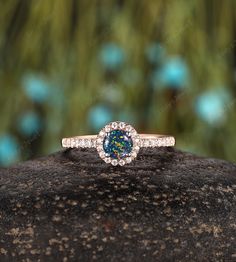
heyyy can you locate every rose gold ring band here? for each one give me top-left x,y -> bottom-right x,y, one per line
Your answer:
62,134 -> 175,149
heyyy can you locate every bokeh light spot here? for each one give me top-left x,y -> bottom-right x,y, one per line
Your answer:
145,43 -> 166,64
18,111 -> 42,136
195,89 -> 231,125
152,56 -> 189,89
22,74 -> 51,103
0,135 -> 19,166
99,43 -> 125,70
88,105 -> 113,131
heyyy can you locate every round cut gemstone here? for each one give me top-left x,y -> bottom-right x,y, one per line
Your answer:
103,130 -> 133,159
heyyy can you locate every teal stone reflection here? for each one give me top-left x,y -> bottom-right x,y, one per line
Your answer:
103,130 -> 133,159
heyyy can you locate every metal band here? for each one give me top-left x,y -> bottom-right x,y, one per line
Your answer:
62,134 -> 175,148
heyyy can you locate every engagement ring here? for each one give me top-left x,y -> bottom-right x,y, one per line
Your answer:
62,121 -> 175,166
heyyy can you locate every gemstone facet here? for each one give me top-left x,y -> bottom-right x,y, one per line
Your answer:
103,130 -> 133,159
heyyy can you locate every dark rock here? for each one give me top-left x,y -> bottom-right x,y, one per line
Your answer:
0,147 -> 236,262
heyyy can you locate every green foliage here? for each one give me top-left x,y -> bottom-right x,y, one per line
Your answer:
0,0 -> 235,165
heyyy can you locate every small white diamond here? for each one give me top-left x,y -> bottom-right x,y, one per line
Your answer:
119,159 -> 125,166
150,140 -> 155,147
159,140 -> 165,146
83,139 -> 88,147
91,140 -> 96,147
81,139 -> 85,147
131,151 -> 137,158
97,137 -> 103,144
118,122 -> 125,129
171,137 -> 175,145
99,152 -> 105,158
99,130 -> 105,136
75,140 -> 80,147
105,125 -> 111,132
111,159 -> 118,166
111,122 -> 118,129
71,139 -> 76,147
62,139 -> 68,147
104,157 -> 111,163
97,145 -> 103,151
126,157 -> 132,163
125,125 -> 132,132
134,146 -> 140,151
153,139 -> 158,146
87,140 -> 92,147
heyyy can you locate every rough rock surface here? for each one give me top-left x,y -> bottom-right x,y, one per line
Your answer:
0,148 -> 236,262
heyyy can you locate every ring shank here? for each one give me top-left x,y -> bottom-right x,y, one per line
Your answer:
62,135 -> 97,148
62,134 -> 175,148
139,134 -> 175,147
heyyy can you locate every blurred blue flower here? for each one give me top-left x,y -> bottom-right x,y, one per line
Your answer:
195,89 -> 231,125
151,56 -> 189,89
18,111 -> 42,136
145,43 -> 166,64
22,74 -> 51,103
0,135 -> 19,166
88,105 -> 113,131
99,43 -> 125,70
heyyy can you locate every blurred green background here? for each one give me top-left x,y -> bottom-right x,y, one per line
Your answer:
0,0 -> 236,166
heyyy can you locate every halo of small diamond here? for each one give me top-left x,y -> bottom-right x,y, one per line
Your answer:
96,121 -> 140,166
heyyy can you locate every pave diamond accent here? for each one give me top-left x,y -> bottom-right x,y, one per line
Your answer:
62,137 -> 96,148
140,136 -> 175,147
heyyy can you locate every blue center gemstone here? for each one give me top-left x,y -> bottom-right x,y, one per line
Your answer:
103,129 -> 133,159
